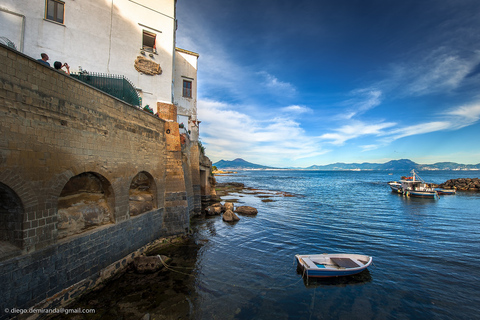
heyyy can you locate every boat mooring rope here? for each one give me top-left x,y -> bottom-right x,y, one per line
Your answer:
157,255 -> 306,290
157,255 -> 196,276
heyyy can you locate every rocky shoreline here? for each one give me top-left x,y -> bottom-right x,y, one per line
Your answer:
434,178 -> 480,191
201,182 -> 296,222
49,182 -> 293,318
50,235 -> 201,320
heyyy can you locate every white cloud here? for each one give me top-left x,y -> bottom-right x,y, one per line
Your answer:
340,88 -> 382,119
197,99 -> 325,165
387,121 -> 452,140
280,105 -> 313,114
360,144 -> 381,152
375,103 -> 480,143
445,103 -> 480,127
387,48 -> 480,97
318,121 -> 396,145
257,71 -> 296,97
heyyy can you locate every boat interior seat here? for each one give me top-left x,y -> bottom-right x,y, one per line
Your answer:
301,258 -> 319,269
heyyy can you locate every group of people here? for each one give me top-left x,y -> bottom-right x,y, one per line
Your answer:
37,53 -> 70,75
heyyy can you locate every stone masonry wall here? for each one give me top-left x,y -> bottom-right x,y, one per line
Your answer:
0,209 -> 164,317
0,45 -> 191,316
162,118 -> 189,233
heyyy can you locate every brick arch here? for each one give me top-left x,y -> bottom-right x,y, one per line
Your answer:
0,182 -> 24,250
0,172 -> 42,254
0,170 -> 40,213
128,171 -> 158,216
56,171 -> 116,239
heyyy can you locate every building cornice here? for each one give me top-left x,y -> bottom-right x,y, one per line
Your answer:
175,47 -> 199,57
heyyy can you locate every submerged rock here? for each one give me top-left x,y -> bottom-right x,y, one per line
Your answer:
235,206 -> 258,215
224,202 -> 234,212
205,205 -> 222,216
223,209 -> 240,222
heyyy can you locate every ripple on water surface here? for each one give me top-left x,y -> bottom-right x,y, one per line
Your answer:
192,170 -> 480,319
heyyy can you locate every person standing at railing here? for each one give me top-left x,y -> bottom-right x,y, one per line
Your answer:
54,61 -> 70,75
37,53 -> 50,67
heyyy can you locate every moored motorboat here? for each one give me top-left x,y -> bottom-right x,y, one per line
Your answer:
405,190 -> 439,199
295,253 -> 373,278
435,188 -> 456,195
388,170 -> 439,200
388,181 -> 402,193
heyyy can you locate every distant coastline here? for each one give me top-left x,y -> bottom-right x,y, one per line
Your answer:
212,170 -> 238,175
213,158 -> 480,171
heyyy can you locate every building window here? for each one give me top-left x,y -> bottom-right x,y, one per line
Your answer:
183,80 -> 192,98
45,0 -> 64,24
142,30 -> 156,53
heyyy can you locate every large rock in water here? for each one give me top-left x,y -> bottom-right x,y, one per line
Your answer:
438,178 -> 480,191
223,209 -> 240,222
235,206 -> 258,215
205,205 -> 222,216
224,202 -> 234,212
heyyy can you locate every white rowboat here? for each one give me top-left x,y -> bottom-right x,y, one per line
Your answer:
295,253 -> 372,278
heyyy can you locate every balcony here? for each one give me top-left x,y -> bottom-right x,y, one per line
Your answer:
71,72 -> 141,107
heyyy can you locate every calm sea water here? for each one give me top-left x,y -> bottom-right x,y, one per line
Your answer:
191,170 -> 480,320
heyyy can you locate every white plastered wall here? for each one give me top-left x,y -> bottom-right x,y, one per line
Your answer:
174,49 -> 198,140
0,0 -> 176,111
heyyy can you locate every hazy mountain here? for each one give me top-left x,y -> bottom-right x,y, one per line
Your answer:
378,159 -> 419,170
306,159 -> 420,170
213,158 -> 276,169
214,158 -> 480,170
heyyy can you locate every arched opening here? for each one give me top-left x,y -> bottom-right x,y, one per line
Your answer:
0,182 -> 24,259
57,172 -> 114,239
129,171 -> 157,216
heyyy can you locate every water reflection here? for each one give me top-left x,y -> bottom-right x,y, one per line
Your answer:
299,269 -> 373,289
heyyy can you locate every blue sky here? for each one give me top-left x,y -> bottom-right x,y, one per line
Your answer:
176,0 -> 480,167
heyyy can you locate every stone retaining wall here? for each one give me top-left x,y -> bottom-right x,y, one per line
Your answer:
0,209 -> 164,319
0,44 -> 194,317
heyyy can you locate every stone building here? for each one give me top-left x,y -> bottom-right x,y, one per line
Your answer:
1,0 -> 181,111
0,0 -> 213,316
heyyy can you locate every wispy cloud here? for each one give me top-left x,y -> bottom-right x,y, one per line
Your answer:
257,71 -> 296,97
317,102 -> 480,149
360,144 -> 382,152
340,88 -> 383,119
197,99 -> 325,165
280,105 -> 313,114
318,120 -> 396,146
176,0 -> 480,166
445,103 -> 480,127
387,121 -> 452,140
386,48 -> 480,97
376,103 -> 480,142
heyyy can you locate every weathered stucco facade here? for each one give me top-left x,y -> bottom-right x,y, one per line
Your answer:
0,44 -> 213,316
1,0 -> 178,111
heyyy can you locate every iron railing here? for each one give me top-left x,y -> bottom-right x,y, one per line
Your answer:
71,72 -> 141,107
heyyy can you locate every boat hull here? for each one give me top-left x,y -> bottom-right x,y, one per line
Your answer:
406,190 -> 439,199
295,253 -> 372,278
388,182 -> 402,193
436,189 -> 456,195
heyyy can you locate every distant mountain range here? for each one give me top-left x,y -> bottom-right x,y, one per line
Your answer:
213,158 -> 480,171
213,158 -> 275,170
